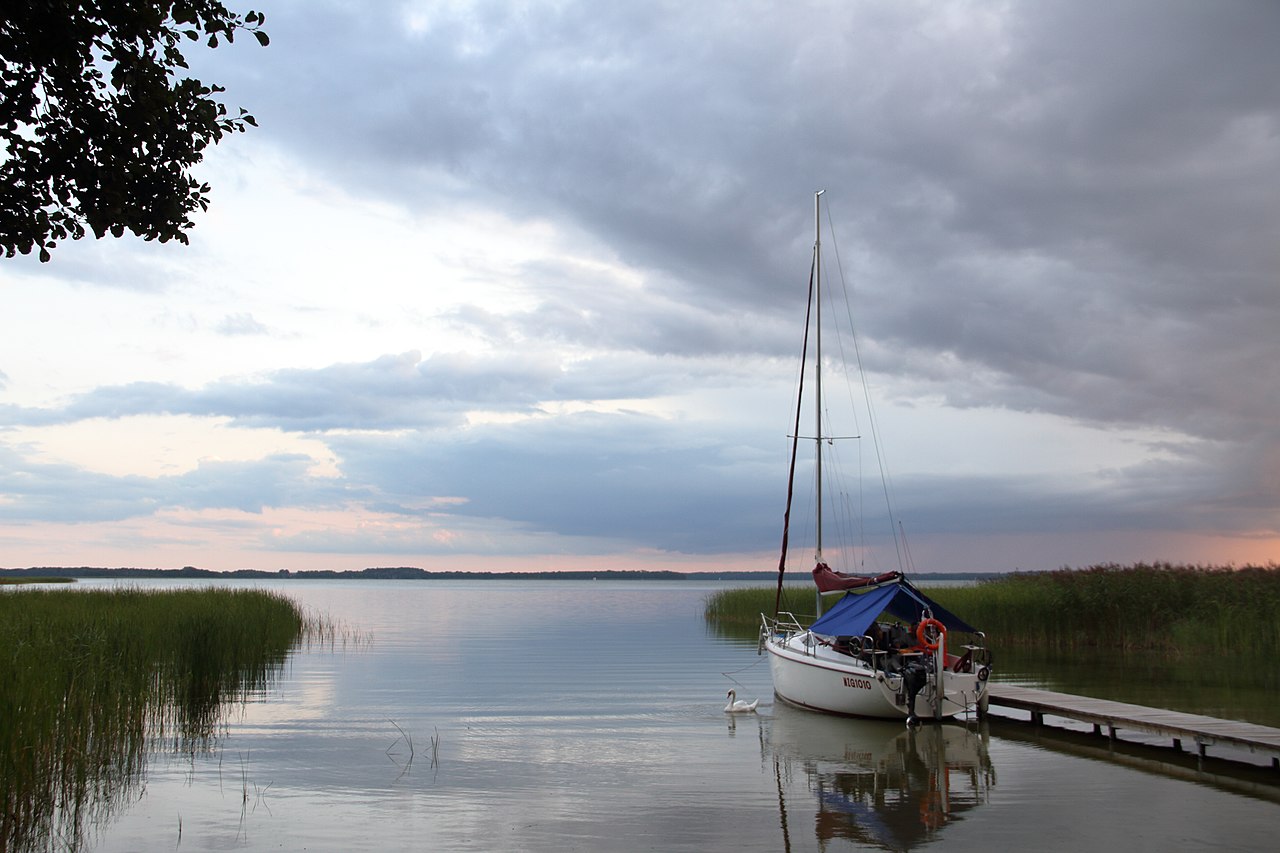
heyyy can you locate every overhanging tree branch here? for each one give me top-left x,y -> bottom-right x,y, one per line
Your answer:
0,2 -> 268,262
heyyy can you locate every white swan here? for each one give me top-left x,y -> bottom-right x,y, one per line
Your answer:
724,689 -> 759,713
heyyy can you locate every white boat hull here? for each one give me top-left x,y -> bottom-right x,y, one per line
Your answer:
766,631 -> 987,720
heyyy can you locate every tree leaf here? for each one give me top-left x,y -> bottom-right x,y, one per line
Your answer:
1,2 -> 262,261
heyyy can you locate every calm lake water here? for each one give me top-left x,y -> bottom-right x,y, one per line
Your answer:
53,579 -> 1280,851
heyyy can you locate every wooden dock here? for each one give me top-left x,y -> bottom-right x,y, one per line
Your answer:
984,683 -> 1280,770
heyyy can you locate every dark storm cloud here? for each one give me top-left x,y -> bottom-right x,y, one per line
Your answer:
0,347 -> 761,435
9,1 -> 1278,559
213,0 -> 1280,437
326,410 -> 782,554
0,404 -> 785,555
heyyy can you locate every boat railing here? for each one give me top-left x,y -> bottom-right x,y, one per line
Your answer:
758,611 -> 808,654
773,611 -> 805,633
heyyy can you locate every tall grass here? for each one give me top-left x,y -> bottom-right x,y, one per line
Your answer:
706,563 -> 1280,657
704,585 -> 818,632
0,587 -> 319,853
923,563 -> 1280,656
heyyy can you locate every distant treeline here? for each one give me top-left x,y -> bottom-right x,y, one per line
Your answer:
0,565 -> 1006,582
0,576 -> 74,585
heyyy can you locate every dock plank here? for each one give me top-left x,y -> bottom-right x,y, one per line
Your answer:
985,684 -> 1280,766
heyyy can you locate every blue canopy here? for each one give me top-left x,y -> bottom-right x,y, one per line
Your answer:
808,580 -> 977,638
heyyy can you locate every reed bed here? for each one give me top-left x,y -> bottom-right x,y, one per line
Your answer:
923,563 -> 1280,656
703,585 -> 818,629
705,563 -> 1280,656
0,587 -> 318,853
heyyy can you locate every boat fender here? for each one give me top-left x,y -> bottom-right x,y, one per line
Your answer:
916,618 -> 946,651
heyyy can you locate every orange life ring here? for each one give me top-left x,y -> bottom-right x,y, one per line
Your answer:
916,618 -> 946,651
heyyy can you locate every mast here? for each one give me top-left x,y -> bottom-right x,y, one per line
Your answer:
813,190 -> 825,618
813,190 -> 825,566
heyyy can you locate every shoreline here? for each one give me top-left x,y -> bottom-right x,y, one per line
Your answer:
0,565 -> 1004,582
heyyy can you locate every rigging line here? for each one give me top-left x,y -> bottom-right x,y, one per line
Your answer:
814,275 -> 865,563
899,520 -> 918,576
774,253 -> 816,618
820,428 -> 862,568
823,199 -> 906,574
813,218 -> 867,571
857,439 -> 866,568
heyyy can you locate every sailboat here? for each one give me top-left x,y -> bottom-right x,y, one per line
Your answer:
759,191 -> 992,723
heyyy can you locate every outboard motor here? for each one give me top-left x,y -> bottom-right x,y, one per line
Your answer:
902,660 -> 929,726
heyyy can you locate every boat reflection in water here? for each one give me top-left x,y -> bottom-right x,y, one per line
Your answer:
765,702 -> 994,851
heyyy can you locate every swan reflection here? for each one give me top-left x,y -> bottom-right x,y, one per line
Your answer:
766,702 -> 994,851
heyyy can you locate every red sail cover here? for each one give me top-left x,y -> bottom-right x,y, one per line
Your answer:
812,563 -> 902,592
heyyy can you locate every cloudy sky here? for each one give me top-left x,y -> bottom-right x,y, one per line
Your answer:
3,0 -> 1279,574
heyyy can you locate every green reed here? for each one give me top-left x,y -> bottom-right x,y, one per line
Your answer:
1,587 -> 319,853
923,563 -> 1280,656
705,563 -> 1280,657
703,585 -> 819,639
